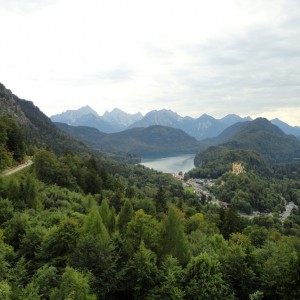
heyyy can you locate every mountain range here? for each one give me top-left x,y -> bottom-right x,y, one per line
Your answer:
1,81 -> 300,172
50,106 -> 300,140
51,106 -> 143,133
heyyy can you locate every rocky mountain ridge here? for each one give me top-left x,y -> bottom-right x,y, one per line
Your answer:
51,105 -> 300,140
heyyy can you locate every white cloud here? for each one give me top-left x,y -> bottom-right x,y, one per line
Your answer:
0,0 -> 299,126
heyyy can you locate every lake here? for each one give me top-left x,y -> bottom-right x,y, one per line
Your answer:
140,153 -> 196,174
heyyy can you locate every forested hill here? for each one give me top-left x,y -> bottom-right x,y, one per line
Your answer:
0,82 -> 98,156
195,118 -> 300,167
56,122 -> 204,157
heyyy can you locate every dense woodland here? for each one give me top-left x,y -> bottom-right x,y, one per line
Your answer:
0,115 -> 300,299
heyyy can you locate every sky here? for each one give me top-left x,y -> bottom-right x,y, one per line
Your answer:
0,0 -> 300,126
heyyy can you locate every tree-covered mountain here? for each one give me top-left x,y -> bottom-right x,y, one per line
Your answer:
194,118 -> 300,173
55,122 -> 203,157
0,115 -> 26,170
0,83 -> 93,156
201,121 -> 251,147
0,83 -> 144,165
225,118 -> 300,164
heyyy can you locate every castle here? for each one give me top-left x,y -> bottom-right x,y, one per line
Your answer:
232,163 -> 244,175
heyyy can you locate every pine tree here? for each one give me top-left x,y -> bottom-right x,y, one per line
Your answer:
160,206 -> 190,265
83,207 -> 109,243
118,199 -> 134,234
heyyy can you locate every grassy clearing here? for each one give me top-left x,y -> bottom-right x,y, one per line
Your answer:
184,186 -> 195,194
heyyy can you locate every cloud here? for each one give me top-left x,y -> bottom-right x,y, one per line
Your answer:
0,0 -> 57,14
166,16 -> 300,118
0,0 -> 299,126
94,68 -> 136,83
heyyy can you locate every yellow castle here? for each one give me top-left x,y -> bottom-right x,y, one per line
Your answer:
232,163 -> 244,175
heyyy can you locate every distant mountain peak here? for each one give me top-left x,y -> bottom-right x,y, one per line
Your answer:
102,108 -> 143,127
129,109 -> 183,129
145,108 -> 179,116
220,114 -> 252,125
50,105 -> 99,124
74,105 -> 99,116
198,113 -> 215,120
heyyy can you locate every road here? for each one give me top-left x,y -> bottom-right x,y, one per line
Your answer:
2,160 -> 33,176
280,202 -> 299,221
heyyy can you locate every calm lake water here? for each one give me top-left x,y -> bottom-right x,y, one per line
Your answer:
140,154 -> 195,174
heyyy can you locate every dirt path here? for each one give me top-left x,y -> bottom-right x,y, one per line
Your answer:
2,160 -> 33,176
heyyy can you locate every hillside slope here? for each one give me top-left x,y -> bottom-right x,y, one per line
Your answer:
56,123 -> 203,157
195,118 -> 300,167
0,83 -> 98,156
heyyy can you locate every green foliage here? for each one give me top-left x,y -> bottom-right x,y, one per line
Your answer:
125,241 -> 159,299
0,281 -> 11,300
40,219 -> 80,267
19,281 -> 40,300
33,265 -> 59,299
82,207 -> 109,243
185,253 -> 234,300
220,207 -> 244,239
192,148 -> 270,179
254,236 -> 300,299
149,255 -> 185,299
20,174 -> 40,209
99,199 -> 116,233
0,198 -> 14,225
8,256 -> 28,297
4,212 -> 29,250
220,233 -> 255,299
160,206 -> 191,265
118,199 -> 134,234
0,116 -> 25,169
213,172 -> 282,213
50,266 -> 94,300
155,185 -> 168,213
69,234 -> 117,298
0,230 -> 13,281
34,149 -> 59,184
1,106 -> 300,299
125,209 -> 161,254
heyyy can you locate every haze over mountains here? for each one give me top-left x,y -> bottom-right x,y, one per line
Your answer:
51,106 -> 300,141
